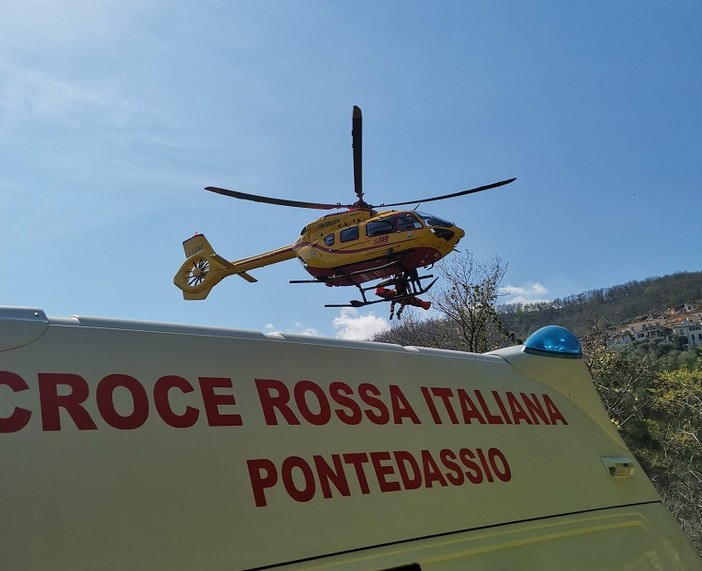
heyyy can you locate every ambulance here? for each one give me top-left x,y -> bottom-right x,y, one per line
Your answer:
1,306 -> 699,570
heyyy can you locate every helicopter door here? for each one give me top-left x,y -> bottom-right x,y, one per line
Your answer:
365,218 -> 395,237
339,226 -> 359,242
335,226 -> 361,256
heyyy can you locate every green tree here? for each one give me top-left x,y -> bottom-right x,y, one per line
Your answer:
643,368 -> 702,552
584,320 -> 658,433
585,325 -> 702,555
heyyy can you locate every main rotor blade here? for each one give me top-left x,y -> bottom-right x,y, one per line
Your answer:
373,177 -> 517,208
352,106 -> 363,202
205,186 -> 347,210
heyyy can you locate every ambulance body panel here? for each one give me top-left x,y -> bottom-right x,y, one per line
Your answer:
1,307 -> 699,570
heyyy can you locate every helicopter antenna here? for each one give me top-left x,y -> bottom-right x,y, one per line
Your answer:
352,106 -> 363,205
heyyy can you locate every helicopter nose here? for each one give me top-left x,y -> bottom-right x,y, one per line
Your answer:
430,224 -> 465,243
432,228 -> 456,241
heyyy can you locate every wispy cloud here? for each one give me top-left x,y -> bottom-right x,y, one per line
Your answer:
332,308 -> 389,340
500,282 -> 551,305
0,62 -> 132,133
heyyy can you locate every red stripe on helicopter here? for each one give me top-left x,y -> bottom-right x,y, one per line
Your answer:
293,236 -> 423,256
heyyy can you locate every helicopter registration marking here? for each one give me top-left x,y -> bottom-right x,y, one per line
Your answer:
186,243 -> 204,257
372,235 -> 390,246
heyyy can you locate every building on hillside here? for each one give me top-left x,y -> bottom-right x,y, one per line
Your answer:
628,319 -> 670,342
673,320 -> 702,348
608,329 -> 635,348
606,304 -> 702,349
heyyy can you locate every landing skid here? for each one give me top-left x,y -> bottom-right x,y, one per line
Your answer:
289,278 -> 329,284
325,274 -> 437,309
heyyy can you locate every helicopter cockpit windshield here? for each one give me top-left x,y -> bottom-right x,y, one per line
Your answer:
416,212 -> 454,228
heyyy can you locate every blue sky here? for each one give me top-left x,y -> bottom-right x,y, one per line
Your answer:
1,1 -> 700,339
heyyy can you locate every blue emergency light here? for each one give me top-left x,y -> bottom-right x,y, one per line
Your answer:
523,325 -> 582,358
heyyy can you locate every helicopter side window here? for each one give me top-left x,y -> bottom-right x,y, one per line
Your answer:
396,213 -> 423,231
340,226 -> 359,242
366,219 -> 395,237
324,233 -> 335,246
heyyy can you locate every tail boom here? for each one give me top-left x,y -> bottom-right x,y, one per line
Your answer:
173,234 -> 296,300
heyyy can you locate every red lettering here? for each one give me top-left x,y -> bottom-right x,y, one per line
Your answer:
330,381 -> 363,425
370,451 -> 401,492
488,448 -> 512,482
394,450 -> 422,490
313,454 -> 351,498
543,394 -> 568,425
96,374 -> 149,430
474,390 -> 504,424
294,380 -> 331,426
420,386 -> 442,424
457,388 -> 486,424
520,392 -> 551,425
459,448 -> 483,484
358,384 -> 389,424
199,377 -> 243,427
388,385 -> 421,424
247,446 -> 511,506
476,448 -> 495,482
342,452 -> 371,494
153,375 -> 199,428
247,458 -> 278,507
0,371 -> 32,433
282,456 -> 315,502
38,373 -> 97,431
491,391 -> 513,424
506,392 -> 533,425
431,387 -> 460,424
440,448 -> 465,486
255,378 -> 300,425
420,449 -> 448,488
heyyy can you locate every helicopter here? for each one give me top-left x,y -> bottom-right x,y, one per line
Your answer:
173,106 -> 515,311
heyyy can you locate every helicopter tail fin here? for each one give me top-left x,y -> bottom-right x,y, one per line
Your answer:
174,233 -> 240,300
180,234 -> 258,283
182,233 -> 222,261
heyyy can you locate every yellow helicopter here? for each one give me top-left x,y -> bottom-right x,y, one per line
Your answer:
174,106 -> 515,310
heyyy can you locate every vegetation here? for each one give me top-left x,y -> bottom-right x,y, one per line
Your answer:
375,258 -> 702,554
587,335 -> 702,553
375,254 -> 520,352
499,270 -> 702,340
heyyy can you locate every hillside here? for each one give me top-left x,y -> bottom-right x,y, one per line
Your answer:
498,271 -> 702,340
